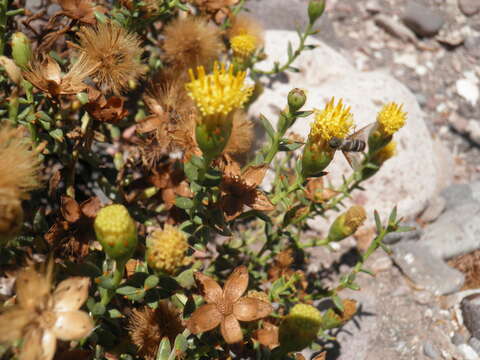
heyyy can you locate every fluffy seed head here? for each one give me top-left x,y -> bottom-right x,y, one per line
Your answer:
163,17 -> 224,70
146,224 -> 190,274
309,97 -> 354,144
228,14 -> 263,58
186,62 -> 254,123
76,22 -> 145,94
376,102 -> 406,136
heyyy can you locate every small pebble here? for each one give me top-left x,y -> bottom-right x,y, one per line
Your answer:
423,341 -> 441,359
402,1 -> 445,37
457,343 -> 480,360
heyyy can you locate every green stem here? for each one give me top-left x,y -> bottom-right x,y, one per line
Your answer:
0,0 -> 8,55
100,258 -> 126,307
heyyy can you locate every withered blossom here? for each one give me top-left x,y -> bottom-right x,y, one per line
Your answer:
163,17 -> 224,70
219,158 -> 274,220
85,87 -> 128,124
57,0 -> 97,24
190,0 -> 240,24
253,321 -> 279,349
44,196 -> 101,261
23,54 -> 97,97
76,22 -> 145,94
127,301 -> 184,360
0,263 -> 93,360
304,177 -> 339,204
187,266 -> 272,344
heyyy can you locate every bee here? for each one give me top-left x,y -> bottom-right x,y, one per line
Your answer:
329,123 -> 375,169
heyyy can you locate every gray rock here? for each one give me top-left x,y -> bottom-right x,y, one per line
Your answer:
457,343 -> 480,360
465,36 -> 480,59
419,195 -> 446,223
452,332 -> 468,345
459,0 -> 480,16
374,14 -> 418,43
469,337 -> 480,355
463,295 -> 480,339
421,202 -> 480,259
402,1 -> 445,37
365,0 -> 382,15
470,182 -> 480,203
441,183 -> 474,209
391,241 -> 464,295
423,340 -> 441,359
245,0 -> 341,49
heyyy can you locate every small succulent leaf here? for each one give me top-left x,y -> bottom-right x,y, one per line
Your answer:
156,337 -> 172,360
144,275 -> 159,290
259,114 -> 275,140
175,197 -> 194,210
331,294 -> 344,312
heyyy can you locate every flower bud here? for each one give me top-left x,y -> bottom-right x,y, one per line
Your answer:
146,224 -> 191,274
301,140 -> 334,178
0,189 -> 23,243
308,0 -> 326,24
362,141 -> 397,180
195,118 -> 233,161
11,32 -> 33,69
0,56 -> 22,84
279,304 -> 322,352
328,205 -> 366,242
287,88 -> 306,113
94,204 -> 137,261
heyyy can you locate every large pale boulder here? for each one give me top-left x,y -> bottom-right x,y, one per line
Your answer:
250,30 -> 452,230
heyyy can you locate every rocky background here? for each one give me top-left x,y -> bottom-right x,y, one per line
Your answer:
247,0 -> 480,359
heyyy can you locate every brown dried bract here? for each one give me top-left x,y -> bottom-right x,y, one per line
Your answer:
23,54 -> 97,97
304,177 -> 339,204
0,263 -> 93,360
186,266 -> 272,344
57,0 -> 97,24
253,321 -> 279,349
190,0 -> 239,24
268,249 -> 295,281
85,87 -> 128,124
219,157 -> 274,220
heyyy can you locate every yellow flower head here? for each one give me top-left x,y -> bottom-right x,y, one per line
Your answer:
373,140 -> 397,165
185,62 -> 254,123
279,303 -> 323,351
344,205 -> 367,232
309,97 -> 354,144
376,102 -> 406,136
230,34 -> 258,59
146,224 -> 190,274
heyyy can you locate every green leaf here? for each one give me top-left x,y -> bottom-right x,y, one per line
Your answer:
175,269 -> 195,289
175,197 -> 194,209
184,162 -> 198,182
279,140 -> 304,152
190,155 -> 204,168
388,206 -> 398,224
156,338 -> 172,360
374,210 -> 382,231
49,129 -> 64,142
259,114 -> 275,140
91,303 -> 106,316
287,66 -> 300,73
108,309 -> 123,318
287,41 -> 293,58
396,226 -> 415,233
170,334 -> 188,359
116,286 -> 139,296
294,110 -> 314,118
359,268 -> 375,276
144,275 -> 159,290
331,294 -> 344,312
346,282 -> 361,291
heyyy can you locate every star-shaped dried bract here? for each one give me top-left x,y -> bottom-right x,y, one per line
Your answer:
187,266 -> 272,344
57,0 -> 97,24
0,263 -> 94,360
219,158 -> 274,220
23,54 -> 97,97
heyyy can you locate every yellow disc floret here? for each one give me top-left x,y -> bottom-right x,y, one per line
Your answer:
376,102 -> 406,136
185,62 -> 254,122
146,224 -> 190,274
309,97 -> 354,144
94,204 -> 137,260
230,34 -> 257,58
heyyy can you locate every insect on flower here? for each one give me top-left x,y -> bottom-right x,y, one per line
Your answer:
328,122 -> 375,170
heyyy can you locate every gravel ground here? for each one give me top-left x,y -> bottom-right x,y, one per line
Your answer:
328,0 -> 480,182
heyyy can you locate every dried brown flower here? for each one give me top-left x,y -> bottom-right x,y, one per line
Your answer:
0,263 -> 93,360
253,321 -> 279,349
127,302 -> 184,360
304,177 -> 339,204
268,249 -> 295,282
163,17 -> 224,70
44,196 -> 101,261
187,266 -> 272,344
23,54 -> 96,97
57,0 -> 97,24
219,158 -> 274,220
224,110 -> 254,155
191,0 -> 239,24
76,22 -> 145,94
85,87 -> 128,124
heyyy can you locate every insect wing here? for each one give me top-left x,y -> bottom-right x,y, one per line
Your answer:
343,123 -> 375,170
348,122 -> 375,143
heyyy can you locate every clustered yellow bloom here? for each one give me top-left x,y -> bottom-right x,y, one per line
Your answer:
344,205 -> 367,231
376,102 -> 406,136
279,303 -> 323,351
146,224 -> 190,274
309,97 -> 354,145
230,34 -> 258,59
185,62 -> 254,123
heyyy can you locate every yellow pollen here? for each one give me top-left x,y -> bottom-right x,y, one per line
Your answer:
376,102 -> 406,136
146,224 -> 190,274
309,97 -> 354,143
230,34 -> 257,58
185,62 -> 254,121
